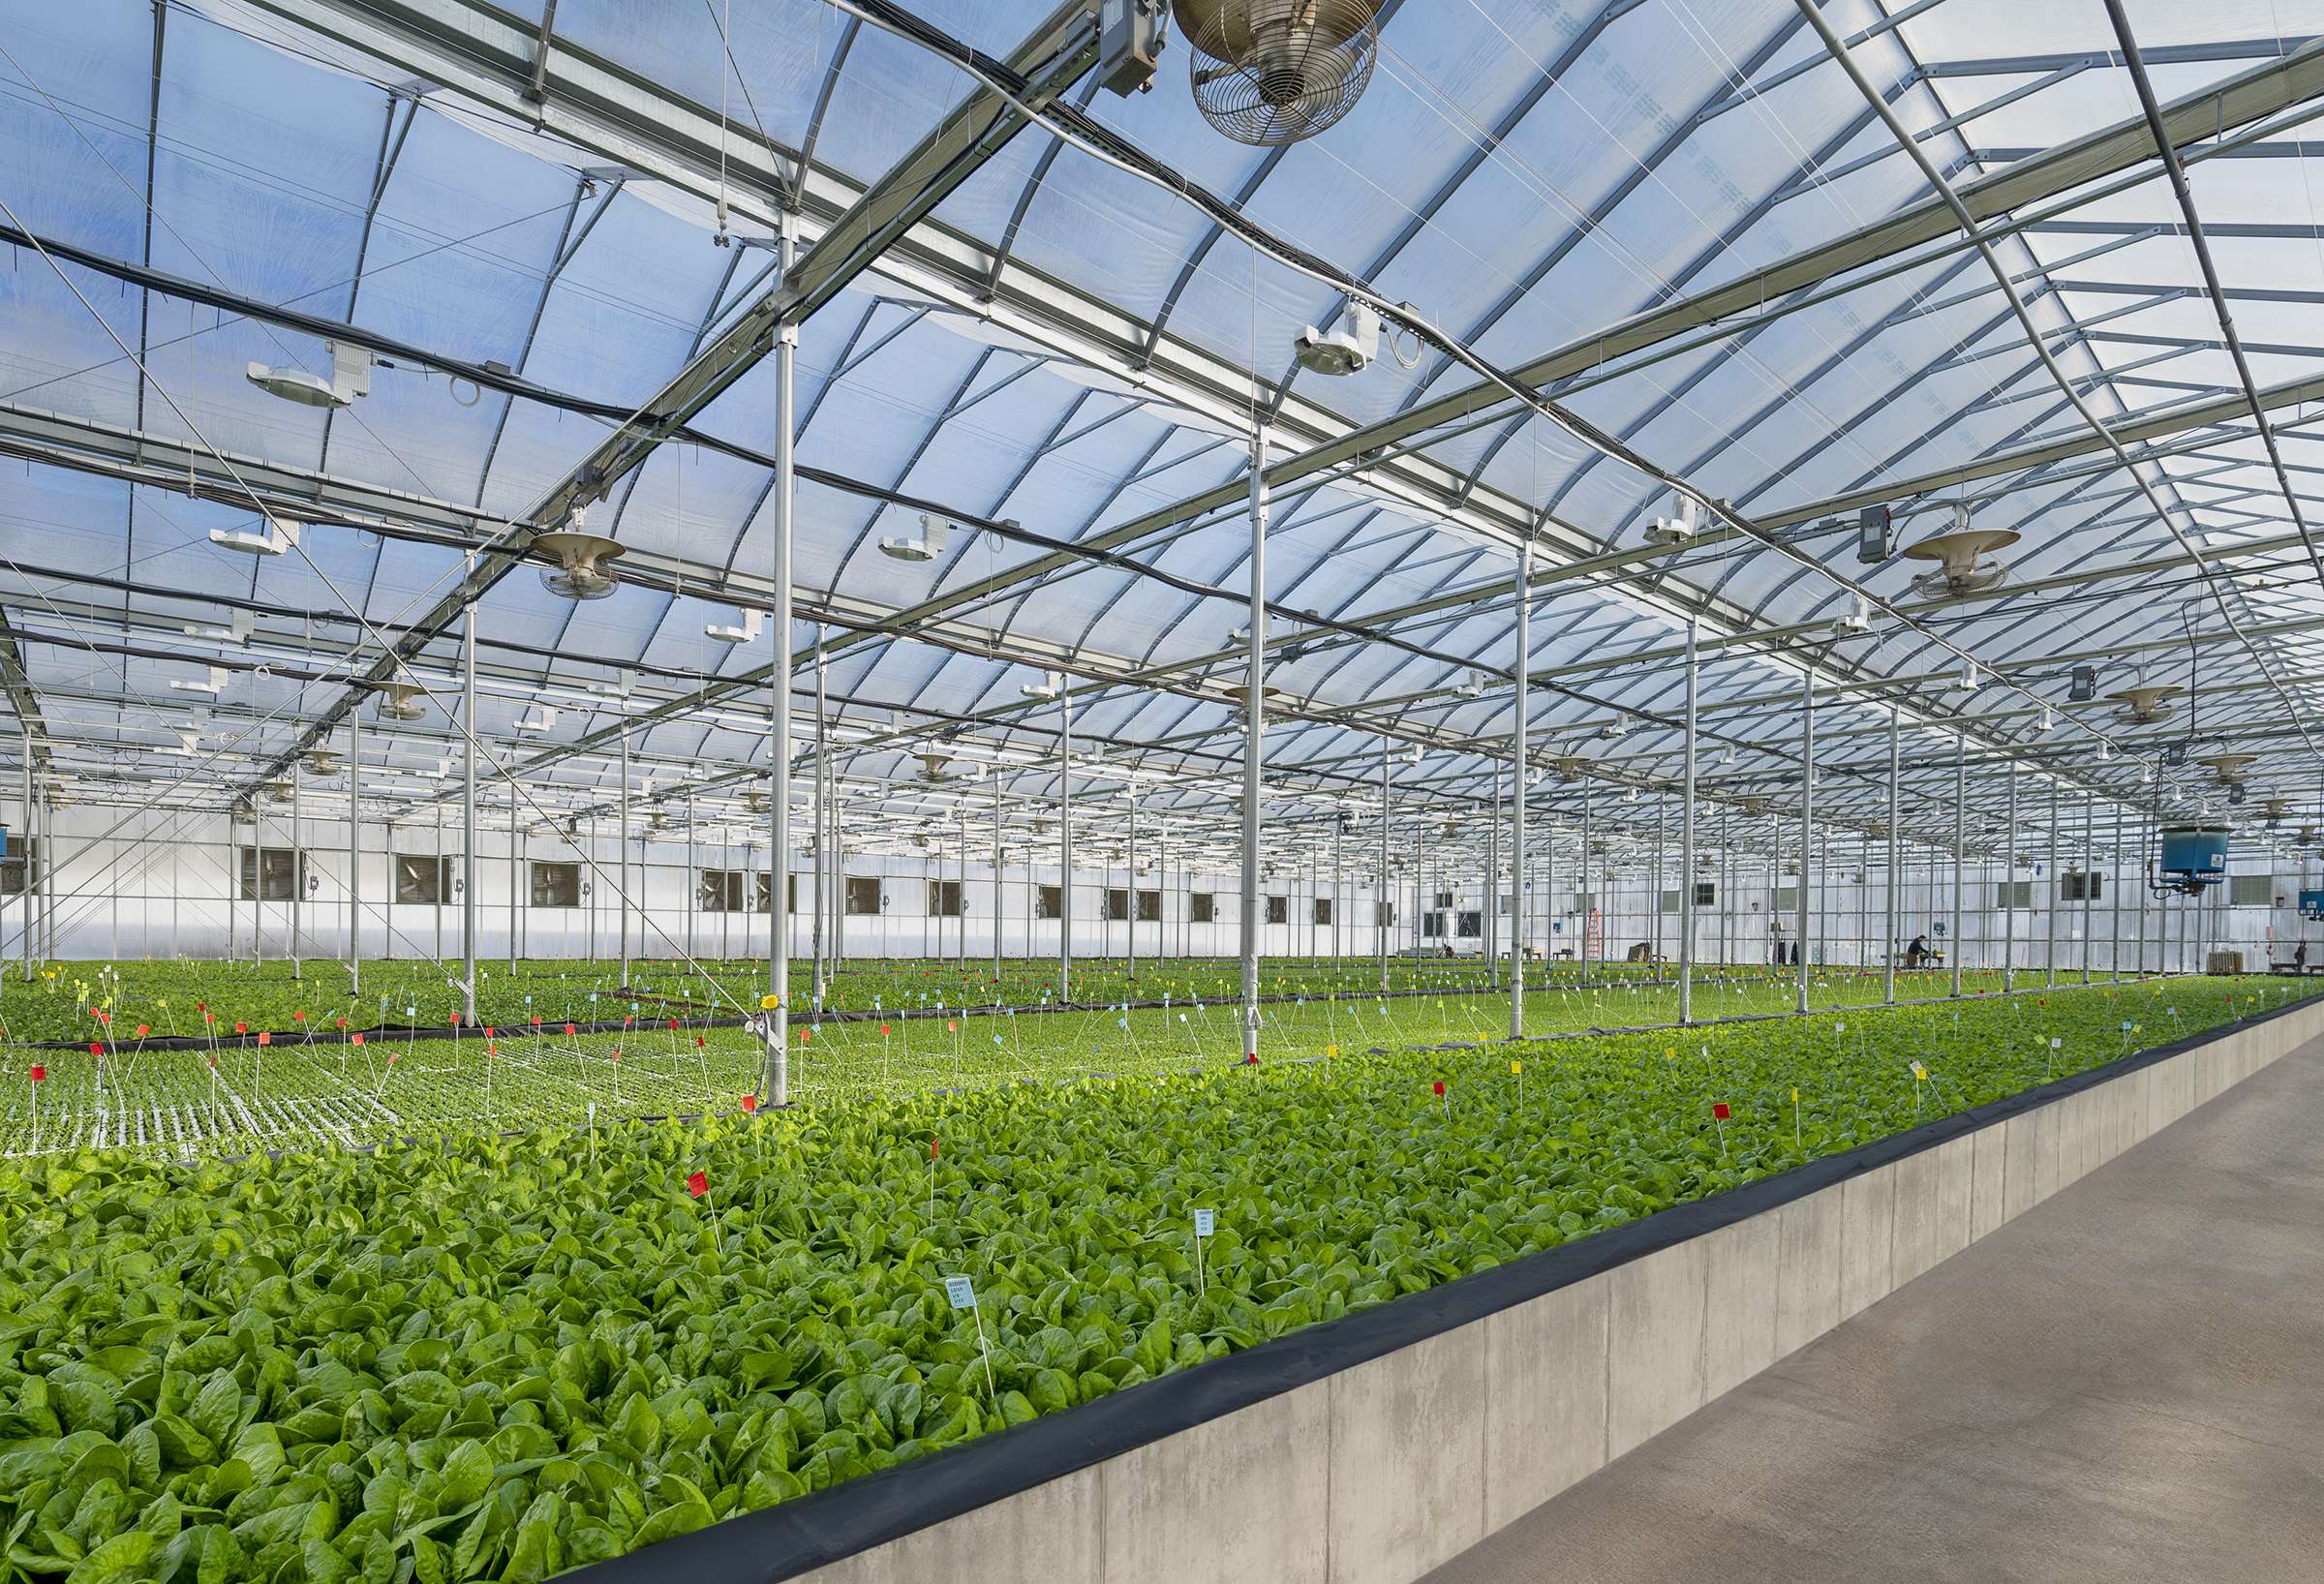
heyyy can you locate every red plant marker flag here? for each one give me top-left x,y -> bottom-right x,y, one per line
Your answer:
565,1022 -> 577,1036
741,1094 -> 758,1113
1432,1080 -> 1447,1097
293,1011 -> 305,1023
351,1032 -> 365,1047
256,1031 -> 272,1048
695,1036 -> 705,1049
800,1028 -> 811,1044
931,1137 -> 940,1160
233,1021 -> 247,1035
946,1020 -> 958,1032
881,1023 -> 892,1036
203,1011 -> 214,1024
485,1027 -> 495,1039
136,1024 -> 148,1038
1245,1052 -> 1259,1065
1713,1102 -> 1731,1120
686,1171 -> 709,1199
335,1017 -> 347,1029
531,1015 -> 541,1026
28,1065 -> 46,1082
88,1042 -> 102,1056
669,1018 -> 679,1030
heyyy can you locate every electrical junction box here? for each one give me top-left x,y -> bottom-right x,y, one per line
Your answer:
2300,890 -> 2324,921
1856,504 -> 1891,563
1097,0 -> 1166,95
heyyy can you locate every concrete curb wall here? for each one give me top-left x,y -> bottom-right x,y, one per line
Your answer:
789,999 -> 2324,1584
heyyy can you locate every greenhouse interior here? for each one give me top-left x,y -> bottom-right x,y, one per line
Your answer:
6,0 -> 2324,1580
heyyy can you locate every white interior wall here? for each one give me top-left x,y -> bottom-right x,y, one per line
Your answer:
13,806 -> 2321,972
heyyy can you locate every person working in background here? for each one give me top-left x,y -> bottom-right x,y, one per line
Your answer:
1904,931 -> 1930,969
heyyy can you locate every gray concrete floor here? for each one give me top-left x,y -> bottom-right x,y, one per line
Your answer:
1427,1038 -> 2324,1584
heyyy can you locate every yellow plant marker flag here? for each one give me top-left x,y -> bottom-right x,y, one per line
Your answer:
1511,1060 -> 1523,1076
1911,1061 -> 1927,1080
1325,1043 -> 1338,1058
759,993 -> 780,1010
1790,1086 -> 1800,1102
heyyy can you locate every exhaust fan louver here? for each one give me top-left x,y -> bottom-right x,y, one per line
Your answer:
1177,0 -> 1382,147
534,525 -> 626,601
1904,504 -> 2018,598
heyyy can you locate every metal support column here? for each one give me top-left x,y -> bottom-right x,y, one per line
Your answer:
991,772 -> 1002,979
810,627 -> 827,1013
2046,777 -> 2059,988
349,710 -> 361,994
1059,688 -> 1074,1003
1678,613 -> 1697,1023
1885,702 -> 1900,1004
617,725 -> 630,990
461,559 -> 478,1025
2003,762 -> 2017,990
1579,784 -> 1592,986
1796,666 -> 1813,1014
290,762 -> 302,979
1950,731 -> 1965,999
1511,538 -> 1530,1037
1379,737 -> 1391,995
1239,423 -> 1267,1060
2082,792 -> 2095,985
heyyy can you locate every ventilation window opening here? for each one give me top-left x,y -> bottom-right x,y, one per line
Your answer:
930,879 -> 964,918
239,845 -> 303,901
1997,879 -> 2033,910
1375,900 -> 1395,926
1312,898 -> 1333,926
2058,871 -> 2104,902
1266,895 -> 1289,925
1036,884 -> 1064,920
531,861 -> 580,908
2227,873 -> 2275,908
844,876 -> 882,916
393,854 -> 451,905
1189,891 -> 1215,924
698,869 -> 746,913
1456,910 -> 1482,938
1136,889 -> 1161,922
1104,887 -> 1131,922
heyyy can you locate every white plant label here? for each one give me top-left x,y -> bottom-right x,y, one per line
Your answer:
943,1274 -> 977,1310
1193,1208 -> 1215,1238
2049,1038 -> 2062,1050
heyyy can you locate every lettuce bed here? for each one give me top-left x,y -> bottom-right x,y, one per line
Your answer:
3,967 -> 2039,1159
0,979 -> 2296,1584
0,956 -> 1985,1044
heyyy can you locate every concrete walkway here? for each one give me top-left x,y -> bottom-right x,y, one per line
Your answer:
1426,1037 -> 2324,1584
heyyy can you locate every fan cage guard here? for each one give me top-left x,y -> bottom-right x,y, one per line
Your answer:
1183,0 -> 1380,147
